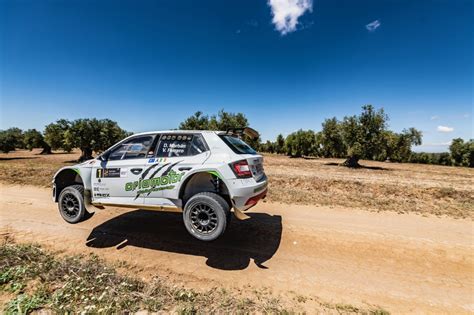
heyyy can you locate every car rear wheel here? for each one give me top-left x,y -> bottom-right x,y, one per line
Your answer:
183,192 -> 230,241
58,185 -> 86,224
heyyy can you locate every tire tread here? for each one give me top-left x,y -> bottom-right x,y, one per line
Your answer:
58,184 -> 85,224
183,191 -> 230,241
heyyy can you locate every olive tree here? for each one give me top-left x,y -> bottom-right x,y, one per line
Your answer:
23,129 -> 52,154
319,105 -> 421,167
450,138 -> 474,167
44,118 -> 128,161
285,129 -> 319,157
179,110 -> 261,151
382,128 -> 422,162
275,134 -> 285,154
44,119 -> 73,152
338,105 -> 388,167
0,130 -> 17,153
320,117 -> 345,158
65,118 -> 129,161
178,111 -> 210,130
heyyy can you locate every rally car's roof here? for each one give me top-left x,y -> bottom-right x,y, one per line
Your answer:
132,130 -> 222,136
132,127 -> 259,139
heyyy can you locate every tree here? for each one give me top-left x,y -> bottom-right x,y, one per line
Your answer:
96,119 -> 132,152
469,140 -> 474,168
0,130 -> 17,153
437,152 -> 452,166
44,119 -> 73,152
319,105 -> 422,167
261,140 -> 275,153
65,118 -> 129,161
382,128 -> 422,162
43,118 -> 128,161
179,110 -> 250,131
275,134 -> 285,154
23,129 -> 52,154
339,105 -> 388,167
450,138 -> 474,167
321,117 -> 345,158
285,129 -> 319,157
450,138 -> 465,165
179,110 -> 261,151
3,127 -> 25,149
178,111 -> 210,130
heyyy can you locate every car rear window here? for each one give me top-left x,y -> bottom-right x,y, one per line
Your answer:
220,135 -> 257,155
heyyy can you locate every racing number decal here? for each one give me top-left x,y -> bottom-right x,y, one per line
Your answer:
96,168 -> 121,178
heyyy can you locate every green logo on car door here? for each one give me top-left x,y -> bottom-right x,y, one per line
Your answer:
125,170 -> 185,193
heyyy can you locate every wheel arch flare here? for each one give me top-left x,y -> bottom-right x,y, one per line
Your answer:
52,167 -> 86,202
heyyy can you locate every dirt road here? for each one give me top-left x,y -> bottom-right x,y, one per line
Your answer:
1,184 -> 473,313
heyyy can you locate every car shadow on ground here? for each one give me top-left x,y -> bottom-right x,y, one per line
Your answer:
85,210 -> 282,271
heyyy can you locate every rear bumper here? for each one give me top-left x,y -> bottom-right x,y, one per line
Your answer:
244,188 -> 267,208
231,178 -> 268,211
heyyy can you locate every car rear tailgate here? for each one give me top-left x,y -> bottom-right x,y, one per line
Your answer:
241,154 -> 265,181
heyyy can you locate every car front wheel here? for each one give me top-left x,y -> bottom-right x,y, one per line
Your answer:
58,185 -> 86,224
183,192 -> 230,241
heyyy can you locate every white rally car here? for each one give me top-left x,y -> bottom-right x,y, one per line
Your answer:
52,128 -> 267,241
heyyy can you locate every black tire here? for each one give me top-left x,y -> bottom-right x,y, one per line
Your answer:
58,185 -> 86,224
183,192 -> 230,241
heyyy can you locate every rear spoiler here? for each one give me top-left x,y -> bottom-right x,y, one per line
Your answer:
221,127 -> 259,140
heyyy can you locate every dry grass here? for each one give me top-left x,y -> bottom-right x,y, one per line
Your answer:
0,149 -> 78,187
0,238 -> 389,314
264,154 -> 474,219
0,239 -> 288,314
0,149 -> 473,219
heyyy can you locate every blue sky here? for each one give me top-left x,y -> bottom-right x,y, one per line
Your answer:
1,0 -> 472,152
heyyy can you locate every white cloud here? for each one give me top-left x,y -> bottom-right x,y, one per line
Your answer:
366,20 -> 381,32
430,115 -> 439,120
267,0 -> 313,35
437,125 -> 454,133
463,113 -> 470,118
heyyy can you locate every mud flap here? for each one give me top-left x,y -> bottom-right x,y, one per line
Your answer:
233,207 -> 250,220
84,190 -> 103,211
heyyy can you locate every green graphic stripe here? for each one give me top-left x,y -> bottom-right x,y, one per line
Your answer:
207,171 -> 222,179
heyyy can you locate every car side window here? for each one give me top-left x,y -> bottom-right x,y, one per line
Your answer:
108,135 -> 155,161
156,134 -> 208,157
188,134 -> 208,155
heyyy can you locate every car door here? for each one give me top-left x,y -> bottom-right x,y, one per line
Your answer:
91,134 -> 157,206
144,133 -> 210,207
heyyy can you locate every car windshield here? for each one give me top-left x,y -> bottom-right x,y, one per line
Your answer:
220,135 -> 257,155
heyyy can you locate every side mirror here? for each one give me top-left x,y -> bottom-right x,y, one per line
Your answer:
98,152 -> 108,162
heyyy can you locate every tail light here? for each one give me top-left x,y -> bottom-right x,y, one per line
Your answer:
230,160 -> 252,178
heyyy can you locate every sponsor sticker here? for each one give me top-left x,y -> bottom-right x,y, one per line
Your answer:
94,193 -> 110,198
148,158 -> 155,163
96,168 -> 121,178
125,170 -> 184,193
